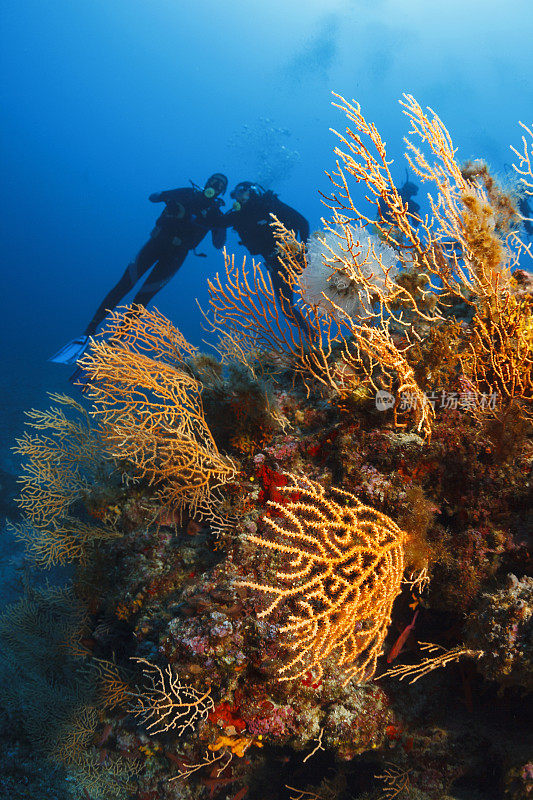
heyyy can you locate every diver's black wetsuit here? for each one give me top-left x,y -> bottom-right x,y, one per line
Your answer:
84,188 -> 226,336
222,191 -> 310,331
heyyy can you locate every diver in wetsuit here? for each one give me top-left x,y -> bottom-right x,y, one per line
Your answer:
222,181 -> 310,332
50,173 -> 228,364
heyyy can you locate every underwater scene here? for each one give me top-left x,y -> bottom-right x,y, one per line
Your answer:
1,1 -> 533,799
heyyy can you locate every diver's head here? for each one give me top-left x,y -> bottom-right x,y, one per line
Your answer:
204,173 -> 228,198
230,181 -> 261,207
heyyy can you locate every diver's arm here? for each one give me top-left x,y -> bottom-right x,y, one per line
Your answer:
218,210 -> 240,228
149,188 -> 188,204
201,205 -> 229,248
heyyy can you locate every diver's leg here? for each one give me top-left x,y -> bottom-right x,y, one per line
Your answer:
267,257 -> 312,340
131,247 -> 188,307
83,238 -> 160,336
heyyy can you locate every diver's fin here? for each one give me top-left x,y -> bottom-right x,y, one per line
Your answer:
49,336 -> 90,365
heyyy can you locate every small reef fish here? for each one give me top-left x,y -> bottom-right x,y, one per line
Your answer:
387,609 -> 419,663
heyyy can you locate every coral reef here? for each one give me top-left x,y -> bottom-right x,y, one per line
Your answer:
79,305 -> 236,514
465,573 -> 533,691
2,95 -> 532,800
8,393 -> 121,567
238,475 -> 406,683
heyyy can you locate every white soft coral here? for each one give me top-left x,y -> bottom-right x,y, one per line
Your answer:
300,224 -> 398,320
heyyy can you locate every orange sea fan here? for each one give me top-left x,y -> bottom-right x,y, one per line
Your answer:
10,393 -> 120,567
238,475 -> 406,684
79,305 -> 236,514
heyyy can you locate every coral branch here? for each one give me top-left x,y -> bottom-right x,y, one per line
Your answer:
79,305 -> 236,513
378,642 -> 483,684
130,657 -> 214,736
239,475 -> 406,683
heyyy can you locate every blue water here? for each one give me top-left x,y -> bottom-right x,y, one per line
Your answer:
2,0 -> 532,449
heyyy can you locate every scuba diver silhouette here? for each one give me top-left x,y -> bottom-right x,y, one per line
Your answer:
221,181 -> 311,333
50,173 -> 228,365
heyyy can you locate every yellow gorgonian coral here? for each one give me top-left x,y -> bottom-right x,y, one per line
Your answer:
239,475 -> 406,684
461,293 -> 533,422
13,393 -> 103,528
10,393 -> 121,567
79,305 -> 236,514
129,658 -> 213,736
